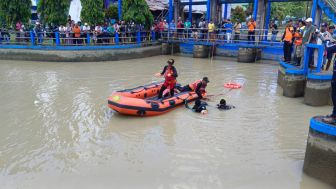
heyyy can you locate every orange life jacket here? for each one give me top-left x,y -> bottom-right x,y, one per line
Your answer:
248,21 -> 256,32
294,31 -> 303,46
164,66 -> 176,82
284,27 -> 294,42
189,80 -> 202,90
189,80 -> 206,93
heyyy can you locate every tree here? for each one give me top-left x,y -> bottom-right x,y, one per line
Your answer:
37,0 -> 70,25
231,6 -> 246,23
122,0 -> 154,28
0,0 -> 31,27
81,0 -> 105,25
271,2 -> 308,22
105,5 -> 118,20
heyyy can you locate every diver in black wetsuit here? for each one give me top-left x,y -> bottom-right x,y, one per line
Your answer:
184,99 -> 208,114
217,99 -> 235,110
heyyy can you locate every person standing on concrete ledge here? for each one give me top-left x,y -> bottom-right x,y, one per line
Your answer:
247,18 -> 256,44
300,18 -> 316,67
323,62 -> 336,124
282,20 -> 294,63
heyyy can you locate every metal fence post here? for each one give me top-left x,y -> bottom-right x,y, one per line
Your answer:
137,31 -> 141,44
30,31 -> 35,46
115,32 -> 119,45
55,32 -> 60,46
86,33 -> 90,45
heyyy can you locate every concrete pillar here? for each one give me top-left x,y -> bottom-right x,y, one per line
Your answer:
256,0 -> 266,42
237,48 -> 257,63
193,45 -> 210,58
174,0 -> 180,23
303,116 -> 336,187
314,6 -> 322,27
277,64 -> 286,88
283,71 -> 306,97
162,43 -> 171,55
118,0 -> 122,20
210,0 -> 217,22
169,0 -> 173,23
304,78 -> 332,106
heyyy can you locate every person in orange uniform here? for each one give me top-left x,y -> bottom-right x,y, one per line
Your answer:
281,20 -> 294,63
157,59 -> 178,99
247,18 -> 256,43
293,20 -> 305,65
178,77 -> 209,99
72,23 -> 81,45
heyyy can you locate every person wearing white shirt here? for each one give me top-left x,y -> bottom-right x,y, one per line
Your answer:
82,23 -> 91,33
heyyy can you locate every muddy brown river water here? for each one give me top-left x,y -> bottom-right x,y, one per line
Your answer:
0,56 -> 333,189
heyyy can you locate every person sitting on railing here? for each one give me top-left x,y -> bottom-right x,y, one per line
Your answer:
322,25 -> 336,71
281,20 -> 294,63
293,20 -> 305,66
247,18 -> 256,43
233,21 -> 241,42
225,19 -> 233,43
270,20 -> 278,45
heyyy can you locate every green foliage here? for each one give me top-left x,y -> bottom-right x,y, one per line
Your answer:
105,5 -> 118,20
231,6 -> 246,23
271,2 -> 309,21
122,0 -> 154,28
38,0 -> 70,25
0,0 -> 31,27
81,0 -> 105,25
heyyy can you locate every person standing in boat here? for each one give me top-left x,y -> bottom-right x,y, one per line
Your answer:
178,77 -> 209,99
156,59 -> 178,99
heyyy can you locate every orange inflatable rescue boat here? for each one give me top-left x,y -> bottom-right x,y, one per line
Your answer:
108,81 -> 201,116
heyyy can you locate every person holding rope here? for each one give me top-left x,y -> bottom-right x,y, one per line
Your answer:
177,77 -> 209,99
156,59 -> 178,99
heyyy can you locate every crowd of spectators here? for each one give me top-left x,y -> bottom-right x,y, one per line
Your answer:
1,16 -> 261,45
280,17 -> 336,71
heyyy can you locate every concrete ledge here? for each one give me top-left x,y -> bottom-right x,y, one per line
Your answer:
304,116 -> 336,187
283,73 -> 306,97
304,79 -> 332,106
277,65 -> 286,88
193,45 -> 210,58
0,45 -> 162,62
237,48 -> 257,63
